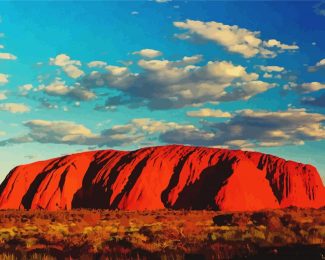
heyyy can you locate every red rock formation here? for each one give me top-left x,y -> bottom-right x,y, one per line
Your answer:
0,145 -> 323,211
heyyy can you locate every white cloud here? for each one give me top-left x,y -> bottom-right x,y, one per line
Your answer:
174,19 -> 299,58
19,84 -> 33,96
0,73 -> 9,85
81,57 -> 274,109
41,79 -> 96,101
131,118 -> 194,134
0,118 -> 186,147
187,108 -> 232,118
263,39 -> 298,50
263,73 -> 272,78
0,103 -> 30,113
258,65 -> 285,72
105,65 -> 128,75
50,54 -> 85,79
285,81 -> 325,93
0,53 -> 17,60
87,61 -> 108,68
308,58 -> 325,72
160,108 -> 325,148
133,48 -> 163,58
2,108 -> 325,150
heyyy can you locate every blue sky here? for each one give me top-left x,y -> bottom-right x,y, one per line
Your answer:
0,1 -> 324,181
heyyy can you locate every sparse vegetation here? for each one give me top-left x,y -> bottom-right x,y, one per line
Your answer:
0,208 -> 323,259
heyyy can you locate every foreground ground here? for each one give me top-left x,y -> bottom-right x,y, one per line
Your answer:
0,208 -> 323,259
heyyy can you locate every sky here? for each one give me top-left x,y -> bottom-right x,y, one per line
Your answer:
0,1 -> 324,182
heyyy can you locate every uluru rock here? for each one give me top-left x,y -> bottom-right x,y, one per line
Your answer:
0,145 -> 323,211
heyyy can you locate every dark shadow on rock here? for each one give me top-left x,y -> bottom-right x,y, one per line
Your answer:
161,148 -> 196,208
110,154 -> 152,209
21,157 -> 68,209
72,149 -> 153,209
164,155 -> 238,210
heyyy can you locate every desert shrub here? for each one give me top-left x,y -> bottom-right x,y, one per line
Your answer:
212,214 -> 233,226
83,212 -> 101,226
266,216 -> 282,232
280,213 -> 293,226
251,212 -> 268,226
139,226 -> 155,242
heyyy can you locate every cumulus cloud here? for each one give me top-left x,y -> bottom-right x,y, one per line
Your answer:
133,49 -> 163,58
187,108 -> 232,118
81,56 -> 275,109
40,79 -> 96,101
0,103 -> 30,113
87,61 -> 108,68
19,84 -> 33,96
285,81 -> 325,93
160,108 -> 325,148
258,65 -> 285,72
0,118 -> 192,147
50,54 -> 85,79
0,53 -> 17,60
173,19 -> 299,58
0,120 -> 142,147
308,58 -> 325,72
0,73 -> 9,85
2,108 -> 324,149
263,39 -> 299,51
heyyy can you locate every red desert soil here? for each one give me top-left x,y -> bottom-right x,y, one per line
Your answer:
0,145 -> 324,211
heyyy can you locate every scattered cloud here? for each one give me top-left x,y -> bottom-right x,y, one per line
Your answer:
0,103 -> 30,113
50,54 -> 85,79
1,107 -> 324,150
263,39 -> 298,51
81,56 -> 275,109
40,79 -> 96,101
187,108 -> 232,118
285,81 -> 325,93
308,58 -> 325,72
174,19 -> 299,58
0,118 -> 191,147
0,53 -> 17,60
133,48 -> 162,58
258,65 -> 285,72
160,108 -> 325,148
87,61 -> 108,68
0,73 -> 9,85
19,84 -> 33,96
263,73 -> 272,78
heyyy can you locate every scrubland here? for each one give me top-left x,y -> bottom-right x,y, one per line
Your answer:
0,208 -> 323,259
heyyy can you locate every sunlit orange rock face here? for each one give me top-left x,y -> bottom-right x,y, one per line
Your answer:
0,145 -> 324,211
